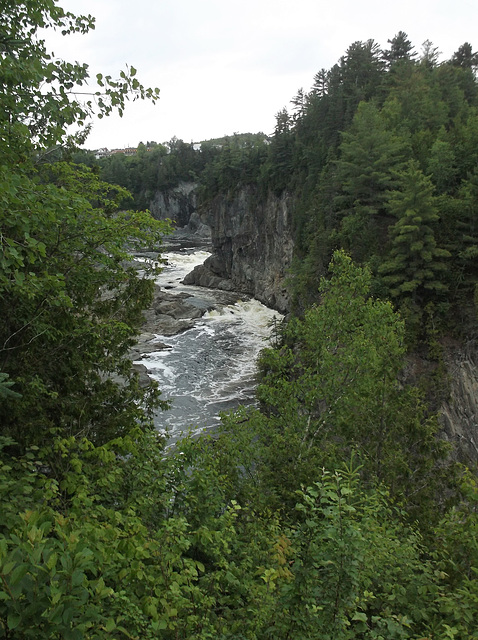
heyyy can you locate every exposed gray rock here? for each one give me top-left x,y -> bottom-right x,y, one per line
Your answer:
439,340 -> 478,464
131,363 -> 155,387
129,285 -> 209,384
148,182 -> 212,242
149,182 -> 198,228
183,262 -> 235,291
184,187 -> 293,313
402,339 -> 478,464
129,333 -> 172,361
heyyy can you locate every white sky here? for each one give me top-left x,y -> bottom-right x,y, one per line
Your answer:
44,0 -> 478,149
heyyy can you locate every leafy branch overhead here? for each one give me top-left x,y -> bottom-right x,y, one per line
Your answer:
0,1 -> 159,157
0,1 -> 170,445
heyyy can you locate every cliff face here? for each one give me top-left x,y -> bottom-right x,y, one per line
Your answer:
439,341 -> 478,464
149,182 -> 211,239
404,340 -> 478,464
184,187 -> 294,313
147,183 -> 293,311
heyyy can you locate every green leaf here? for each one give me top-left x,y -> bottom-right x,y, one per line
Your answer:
9,564 -> 29,586
1,561 -> 16,575
7,612 -> 21,630
352,612 -> 367,622
105,618 -> 116,632
71,570 -> 85,587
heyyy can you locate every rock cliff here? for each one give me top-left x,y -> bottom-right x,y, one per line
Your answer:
184,187 -> 294,313
149,182 -> 211,239
403,340 -> 478,464
439,340 -> 478,464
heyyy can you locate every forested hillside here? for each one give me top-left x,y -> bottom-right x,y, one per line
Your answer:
1,3 -> 478,638
94,35 -> 478,343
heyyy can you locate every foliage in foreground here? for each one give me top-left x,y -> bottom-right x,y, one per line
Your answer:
1,254 -> 478,639
0,1 -> 170,449
1,429 -> 478,639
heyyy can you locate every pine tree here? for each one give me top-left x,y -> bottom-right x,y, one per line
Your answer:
383,31 -> 417,67
334,101 -> 409,259
426,126 -> 458,194
379,160 -> 451,301
455,168 -> 478,293
451,42 -> 478,70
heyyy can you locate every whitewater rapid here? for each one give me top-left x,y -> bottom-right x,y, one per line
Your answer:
135,248 -> 282,443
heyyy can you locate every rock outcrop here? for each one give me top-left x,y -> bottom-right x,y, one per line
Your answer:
184,187 -> 293,313
403,339 -> 478,464
439,340 -> 478,464
149,182 -> 211,240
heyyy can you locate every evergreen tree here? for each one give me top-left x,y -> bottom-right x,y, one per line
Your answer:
334,101 -> 409,260
420,39 -> 442,69
454,168 -> 478,296
379,160 -> 451,302
451,42 -> 478,70
382,30 -> 417,67
426,126 -> 458,194
339,39 -> 386,119
263,108 -> 295,192
311,68 -> 329,97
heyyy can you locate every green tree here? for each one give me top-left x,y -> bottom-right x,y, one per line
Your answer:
221,252 -> 448,518
0,1 -> 170,450
451,42 -> 478,70
339,40 -> 386,119
0,162 -> 170,449
383,31 -> 417,67
426,126 -> 458,194
334,101 -> 409,260
267,467 -> 437,640
453,168 -> 478,300
384,62 -> 449,165
263,108 -> 295,193
379,160 -> 451,305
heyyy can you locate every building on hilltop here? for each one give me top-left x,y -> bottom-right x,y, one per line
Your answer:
94,147 -> 138,159
95,147 -> 110,159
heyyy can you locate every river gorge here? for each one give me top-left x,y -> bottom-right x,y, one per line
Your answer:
144,182 -> 478,464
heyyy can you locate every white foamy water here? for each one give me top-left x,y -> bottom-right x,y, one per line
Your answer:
135,248 -> 282,444
160,249 -> 212,286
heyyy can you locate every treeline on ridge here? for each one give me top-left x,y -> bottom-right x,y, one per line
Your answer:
81,33 -> 478,345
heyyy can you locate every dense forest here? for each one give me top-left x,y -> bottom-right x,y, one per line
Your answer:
1,2 -> 478,638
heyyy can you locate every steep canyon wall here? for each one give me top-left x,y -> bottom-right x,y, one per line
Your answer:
183,187 -> 294,313
439,341 -> 478,464
149,182 -> 211,239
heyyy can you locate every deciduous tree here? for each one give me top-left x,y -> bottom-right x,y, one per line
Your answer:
0,1 -> 169,448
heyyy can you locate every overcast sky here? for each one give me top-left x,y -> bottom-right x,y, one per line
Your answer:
45,0 -> 478,150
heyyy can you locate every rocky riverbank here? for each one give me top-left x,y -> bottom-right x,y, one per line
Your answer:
129,284 -> 210,385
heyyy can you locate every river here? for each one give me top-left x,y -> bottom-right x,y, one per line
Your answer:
134,246 -> 283,445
